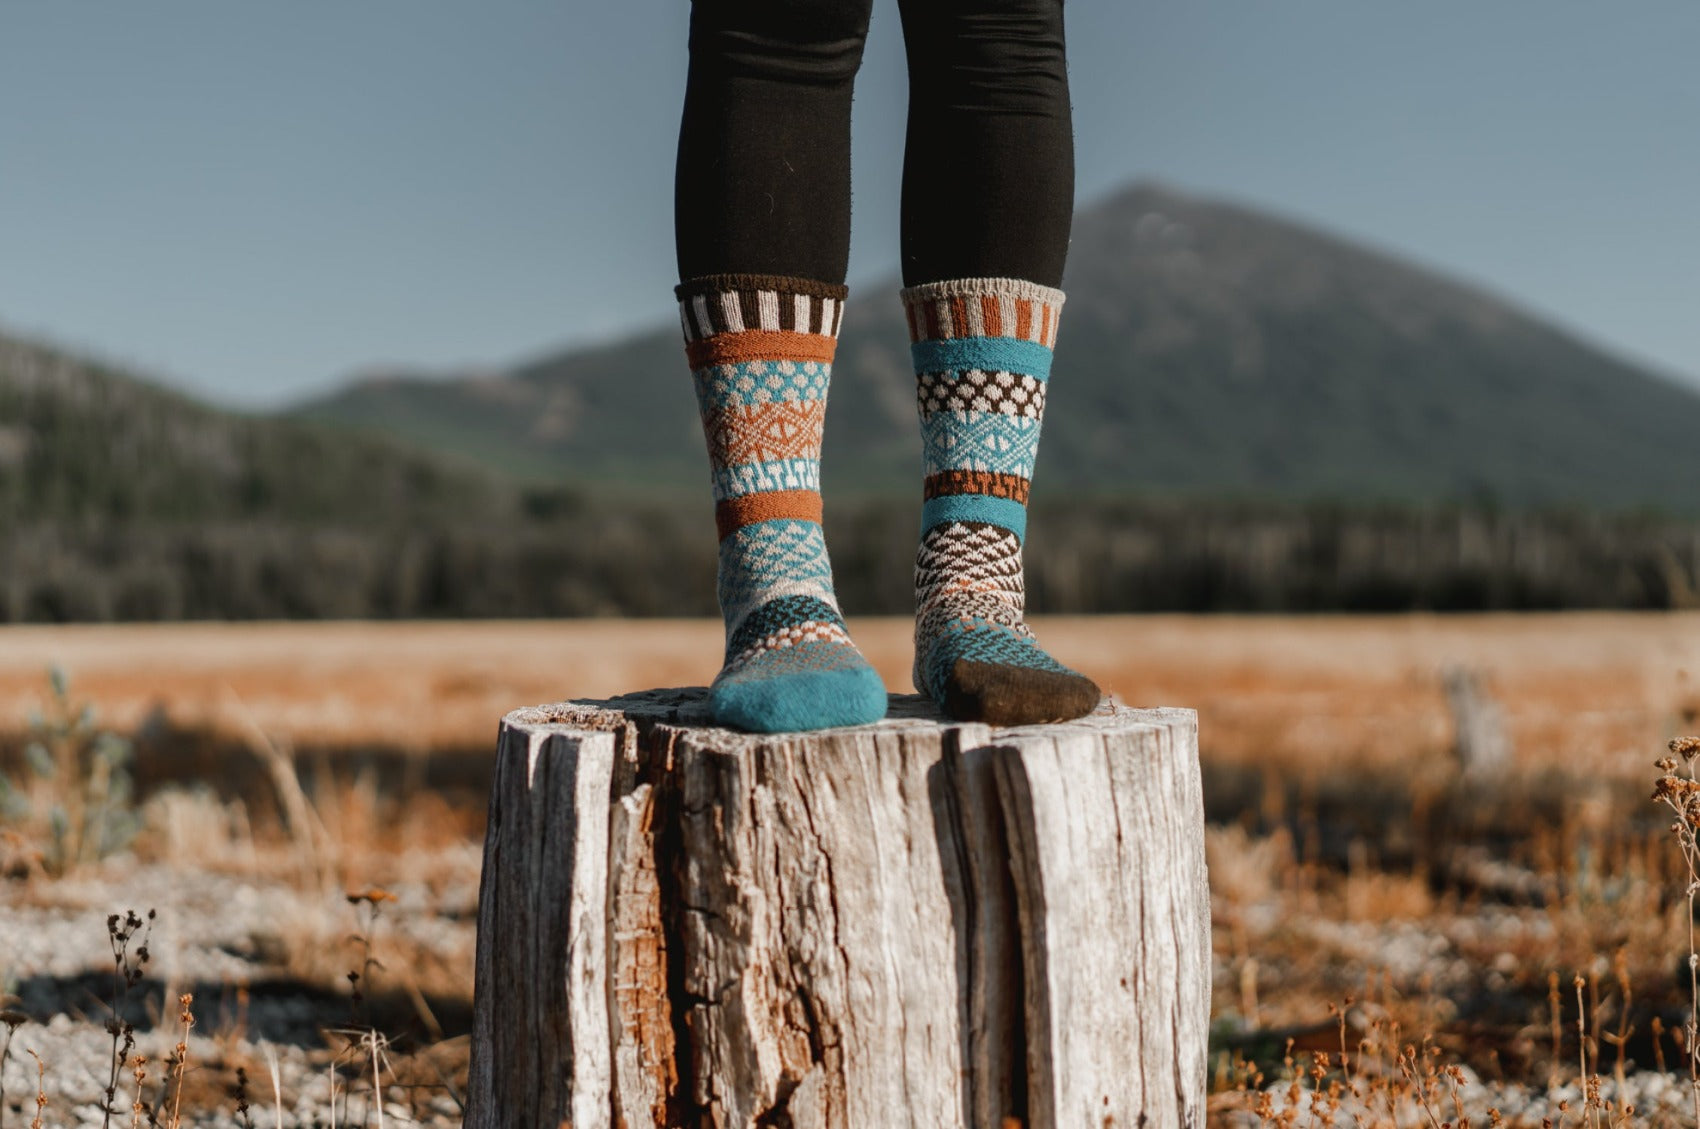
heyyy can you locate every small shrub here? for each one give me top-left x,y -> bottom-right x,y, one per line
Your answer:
0,665 -> 142,875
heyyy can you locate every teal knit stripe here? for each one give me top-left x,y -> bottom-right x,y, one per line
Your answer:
909,337 -> 1054,382
921,495 -> 1028,539
693,359 -> 832,408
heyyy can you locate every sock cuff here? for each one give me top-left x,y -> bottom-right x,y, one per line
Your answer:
898,277 -> 1065,346
898,276 -> 1065,306
677,274 -> 849,343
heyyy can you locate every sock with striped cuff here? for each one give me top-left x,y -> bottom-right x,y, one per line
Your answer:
678,273 -> 888,733
902,277 -> 1102,726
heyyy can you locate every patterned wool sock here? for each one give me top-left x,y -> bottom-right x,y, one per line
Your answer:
902,277 -> 1102,726
677,273 -> 888,733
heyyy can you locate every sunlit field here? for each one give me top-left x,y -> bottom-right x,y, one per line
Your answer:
2,613 -> 1697,1125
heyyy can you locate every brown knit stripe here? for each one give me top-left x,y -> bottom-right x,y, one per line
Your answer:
675,273 -> 848,302
714,489 -> 824,540
687,330 -> 837,370
676,275 -> 849,342
923,470 -> 1032,504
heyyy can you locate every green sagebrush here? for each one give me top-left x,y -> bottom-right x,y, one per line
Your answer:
0,665 -> 142,875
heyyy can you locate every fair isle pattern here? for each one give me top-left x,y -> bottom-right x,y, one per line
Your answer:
913,520 -> 1062,701
914,521 -> 1026,616
697,360 -> 832,406
726,596 -> 862,668
901,278 -> 1062,348
905,278 -> 1062,516
712,458 -> 820,501
921,413 -> 1041,480
917,369 -> 1045,418
680,278 -> 846,341
676,273 -> 886,732
901,277 -> 1097,718
716,519 -> 834,639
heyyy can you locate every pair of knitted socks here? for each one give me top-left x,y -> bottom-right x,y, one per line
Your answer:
678,273 -> 1100,733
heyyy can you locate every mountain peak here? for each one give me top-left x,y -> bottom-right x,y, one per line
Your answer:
293,180 -> 1700,513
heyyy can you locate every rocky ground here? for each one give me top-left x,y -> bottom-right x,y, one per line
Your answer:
1,854 -> 478,1128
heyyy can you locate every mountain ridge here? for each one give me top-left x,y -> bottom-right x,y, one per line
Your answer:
289,179 -> 1700,513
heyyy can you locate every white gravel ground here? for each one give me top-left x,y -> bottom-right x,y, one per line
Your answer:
1,855 -> 475,1127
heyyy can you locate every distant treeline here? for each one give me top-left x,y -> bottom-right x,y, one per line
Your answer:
4,498 -> 1697,622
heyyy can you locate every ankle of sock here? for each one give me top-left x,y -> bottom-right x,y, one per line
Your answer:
676,273 -> 886,732
901,277 -> 1100,724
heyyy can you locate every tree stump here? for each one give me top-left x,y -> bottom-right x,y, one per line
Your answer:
466,689 -> 1210,1129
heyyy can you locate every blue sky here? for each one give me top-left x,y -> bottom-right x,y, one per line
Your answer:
2,1 -> 1696,407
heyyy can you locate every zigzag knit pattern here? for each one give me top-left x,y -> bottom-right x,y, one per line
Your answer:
679,273 -> 887,733
902,277 -> 1101,726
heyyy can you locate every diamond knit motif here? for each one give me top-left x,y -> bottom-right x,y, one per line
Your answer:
717,518 -> 837,632
921,413 -> 1042,478
679,273 -> 886,733
902,277 -> 1101,726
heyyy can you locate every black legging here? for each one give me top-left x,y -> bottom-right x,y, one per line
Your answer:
675,0 -> 1073,290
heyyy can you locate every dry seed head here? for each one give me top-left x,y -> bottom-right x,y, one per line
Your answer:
1672,736 -> 1700,759
1652,775 -> 1700,802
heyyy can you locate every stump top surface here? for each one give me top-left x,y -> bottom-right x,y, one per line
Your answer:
503,688 -> 1193,748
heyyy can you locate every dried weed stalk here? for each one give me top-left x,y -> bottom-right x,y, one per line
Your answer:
1652,733 -> 1700,1125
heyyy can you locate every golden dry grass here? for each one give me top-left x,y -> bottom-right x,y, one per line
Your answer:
3,613 -> 1699,1125
2,613 -> 1694,773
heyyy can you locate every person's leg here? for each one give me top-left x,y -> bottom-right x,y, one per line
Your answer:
674,0 -> 886,732
895,0 -> 1101,724
895,0 -> 1073,289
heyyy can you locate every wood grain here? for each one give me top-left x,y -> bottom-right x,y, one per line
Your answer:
465,689 -> 1209,1129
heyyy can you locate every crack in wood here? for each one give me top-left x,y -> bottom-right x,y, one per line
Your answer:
466,690 -> 1209,1129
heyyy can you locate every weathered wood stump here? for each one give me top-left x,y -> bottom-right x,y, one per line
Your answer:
466,689 -> 1210,1129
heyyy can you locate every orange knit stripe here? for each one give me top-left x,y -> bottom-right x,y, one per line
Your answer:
1014,299 -> 1033,341
949,296 -> 970,338
715,490 -> 824,540
980,294 -> 1003,338
686,330 -> 837,370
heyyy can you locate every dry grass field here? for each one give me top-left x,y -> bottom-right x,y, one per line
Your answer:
2,612 -> 1694,768
2,613 -> 1698,1125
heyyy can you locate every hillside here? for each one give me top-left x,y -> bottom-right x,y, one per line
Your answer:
294,181 -> 1700,512
2,322 -> 1698,621
0,330 -> 515,526
0,328 -> 720,621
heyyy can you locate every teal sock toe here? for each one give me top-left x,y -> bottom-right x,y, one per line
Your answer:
711,657 -> 888,734
709,600 -> 887,733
